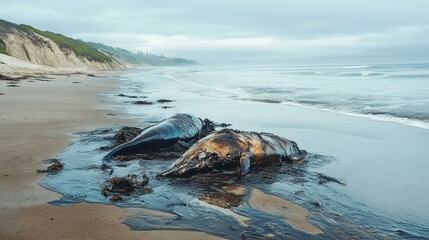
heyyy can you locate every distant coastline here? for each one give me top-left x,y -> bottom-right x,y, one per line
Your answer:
0,18 -> 198,78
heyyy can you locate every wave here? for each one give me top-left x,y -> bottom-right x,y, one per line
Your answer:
388,74 -> 429,79
247,65 -> 372,72
337,72 -> 385,77
167,75 -> 252,98
339,65 -> 372,69
245,97 -> 429,130
249,98 -> 282,104
165,69 -> 429,131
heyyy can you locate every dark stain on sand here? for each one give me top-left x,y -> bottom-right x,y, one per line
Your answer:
38,127 -> 411,240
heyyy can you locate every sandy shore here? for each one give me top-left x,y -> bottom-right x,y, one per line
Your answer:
0,73 -> 225,240
0,53 -> 87,79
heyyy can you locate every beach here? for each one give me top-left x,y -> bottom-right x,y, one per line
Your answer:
89,67 -> 427,238
1,66 -> 428,239
0,73 -> 225,240
2,1 -> 428,238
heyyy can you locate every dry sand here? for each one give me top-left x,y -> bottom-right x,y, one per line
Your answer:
0,53 -> 87,79
0,72 -> 225,240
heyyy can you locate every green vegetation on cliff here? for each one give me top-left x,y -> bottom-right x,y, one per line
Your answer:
19,24 -> 112,62
86,42 -> 199,66
0,39 -> 7,55
0,19 -> 198,66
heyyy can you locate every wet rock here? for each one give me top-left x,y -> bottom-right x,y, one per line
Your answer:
87,73 -> 96,77
109,194 -> 124,202
160,106 -> 175,109
34,78 -> 51,82
37,159 -> 64,173
113,126 -> 143,144
133,100 -> 153,105
100,163 -> 110,171
117,93 -> 142,98
101,174 -> 149,196
0,93 -> 4,95
72,81 -> 82,84
7,84 -> 20,87
157,99 -> 174,103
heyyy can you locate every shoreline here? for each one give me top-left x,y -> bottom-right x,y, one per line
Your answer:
110,69 -> 429,237
0,72 -> 225,239
2,66 -> 428,238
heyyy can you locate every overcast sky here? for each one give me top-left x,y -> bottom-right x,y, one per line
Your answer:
1,0 -> 429,65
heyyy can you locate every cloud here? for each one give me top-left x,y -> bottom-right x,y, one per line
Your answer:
1,0 -> 429,64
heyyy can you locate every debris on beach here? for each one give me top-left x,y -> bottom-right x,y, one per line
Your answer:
101,174 -> 150,198
133,100 -> 154,105
6,84 -> 20,87
117,93 -> 145,98
34,78 -> 51,82
317,173 -> 346,186
157,99 -> 174,103
159,106 -> 175,109
109,194 -> 124,202
86,73 -> 96,77
37,159 -> 64,173
0,74 -> 29,81
113,126 -> 143,144
99,126 -> 143,151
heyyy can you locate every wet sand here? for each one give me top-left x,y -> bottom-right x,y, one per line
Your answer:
3,67 -> 428,239
249,189 -> 323,235
102,69 -> 429,238
0,74 -> 225,240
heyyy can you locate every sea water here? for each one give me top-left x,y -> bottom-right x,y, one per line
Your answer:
162,63 -> 429,130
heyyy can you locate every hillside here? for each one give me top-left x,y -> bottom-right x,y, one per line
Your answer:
0,19 -> 124,70
86,42 -> 198,66
0,19 -> 197,70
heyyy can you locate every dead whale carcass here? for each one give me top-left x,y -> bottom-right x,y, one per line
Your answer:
158,129 -> 307,178
104,113 -> 203,160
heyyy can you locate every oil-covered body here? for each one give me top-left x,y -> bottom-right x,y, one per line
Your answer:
158,129 -> 307,177
104,113 -> 203,159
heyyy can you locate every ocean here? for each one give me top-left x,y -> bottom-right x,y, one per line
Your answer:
162,63 -> 429,130
40,63 -> 429,239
